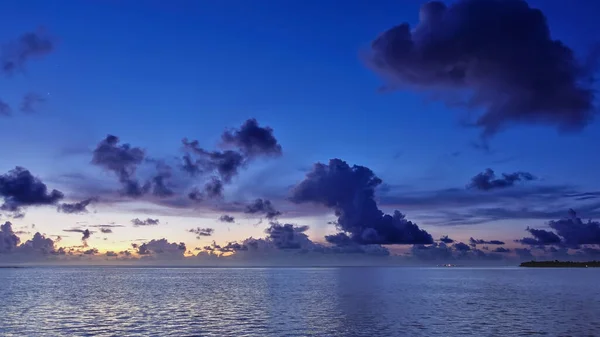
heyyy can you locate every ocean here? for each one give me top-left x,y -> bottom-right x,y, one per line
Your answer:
1,267 -> 599,336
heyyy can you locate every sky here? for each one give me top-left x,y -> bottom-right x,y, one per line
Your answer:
1,0 -> 599,265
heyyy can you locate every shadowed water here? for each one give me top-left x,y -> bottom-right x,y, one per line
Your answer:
1,267 -> 599,336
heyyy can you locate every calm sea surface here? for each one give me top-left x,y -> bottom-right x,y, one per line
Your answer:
1,267 -> 599,336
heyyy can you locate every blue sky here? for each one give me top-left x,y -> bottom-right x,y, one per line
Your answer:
0,0 -> 599,264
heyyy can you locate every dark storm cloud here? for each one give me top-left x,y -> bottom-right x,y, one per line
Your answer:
131,218 -> 160,227
91,135 -> 147,197
245,198 -> 281,220
188,227 -> 214,239
57,198 -> 96,214
1,30 -> 53,75
219,214 -> 235,223
469,237 -> 505,245
221,118 -> 282,157
439,235 -> 454,243
0,167 -> 64,215
0,222 -> 20,253
367,0 -> 597,137
468,169 -> 535,191
291,159 -> 433,245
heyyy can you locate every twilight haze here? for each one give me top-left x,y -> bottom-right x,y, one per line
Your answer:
1,0 -> 599,265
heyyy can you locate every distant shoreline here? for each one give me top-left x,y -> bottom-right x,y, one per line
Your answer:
520,261 -> 600,268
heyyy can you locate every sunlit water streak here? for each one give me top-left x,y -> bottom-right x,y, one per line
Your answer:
1,267 -> 599,336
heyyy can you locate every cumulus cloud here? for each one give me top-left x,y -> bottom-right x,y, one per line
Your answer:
131,218 -> 160,227
291,159 -> 433,245
181,119 -> 282,197
517,209 -> 600,248
188,227 -> 214,239
0,222 -> 20,253
367,0 -> 597,138
468,168 -> 535,191
0,167 -> 64,215
57,198 -> 96,214
91,135 -> 147,197
134,239 -> 186,258
219,214 -> 235,223
221,118 -> 282,157
245,198 -> 281,220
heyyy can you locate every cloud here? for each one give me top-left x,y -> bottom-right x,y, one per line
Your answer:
188,227 -> 214,239
106,251 -> 118,257
83,248 -> 98,255
0,167 -> 64,215
263,222 -> 312,249
516,209 -> 600,248
218,214 -> 235,223
468,168 -> 535,191
0,222 -> 20,253
203,177 -> 223,199
453,242 -> 471,252
181,119 -> 282,189
516,227 -> 562,246
91,135 -> 147,197
439,235 -> 454,243
182,139 -> 245,183
131,218 -> 160,227
1,30 -> 54,76
221,118 -> 282,157
493,247 -> 510,253
99,228 -> 112,234
203,221 -> 391,257
468,237 -> 505,246
62,228 -> 92,245
245,198 -> 281,220
57,198 -> 96,214
134,239 -> 186,258
367,0 -> 597,138
291,159 -> 433,245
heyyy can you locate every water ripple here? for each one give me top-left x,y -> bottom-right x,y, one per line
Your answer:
1,267 -> 599,336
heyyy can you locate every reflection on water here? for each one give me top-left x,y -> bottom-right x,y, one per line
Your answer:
1,267 -> 599,336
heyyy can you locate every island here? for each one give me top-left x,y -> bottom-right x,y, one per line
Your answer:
520,260 -> 600,268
